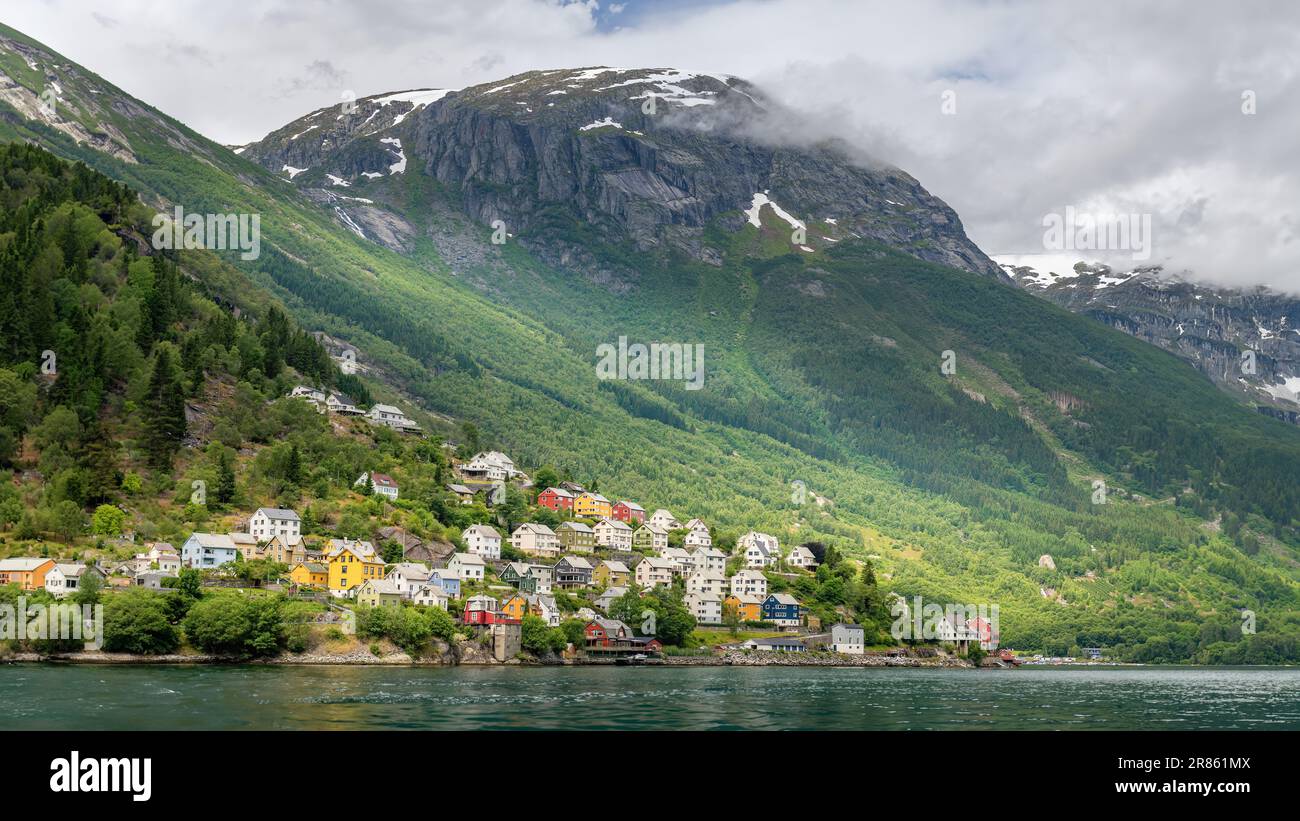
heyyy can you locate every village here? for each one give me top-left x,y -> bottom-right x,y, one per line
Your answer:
0,388 -> 1003,666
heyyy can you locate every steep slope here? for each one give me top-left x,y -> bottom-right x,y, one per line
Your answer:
3,23 -> 1299,660
1001,258 -> 1300,423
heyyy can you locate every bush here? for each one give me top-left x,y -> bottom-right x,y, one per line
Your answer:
182,592 -> 285,657
102,590 -> 180,655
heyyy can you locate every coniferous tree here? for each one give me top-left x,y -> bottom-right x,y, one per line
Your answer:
143,348 -> 186,471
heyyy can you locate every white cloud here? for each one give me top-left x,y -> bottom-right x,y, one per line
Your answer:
4,0 -> 1298,291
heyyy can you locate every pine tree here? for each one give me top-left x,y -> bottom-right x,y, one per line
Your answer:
216,449 -> 236,505
143,348 -> 186,471
286,443 -> 302,485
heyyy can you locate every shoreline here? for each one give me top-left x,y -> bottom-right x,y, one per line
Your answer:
2,650 -> 978,668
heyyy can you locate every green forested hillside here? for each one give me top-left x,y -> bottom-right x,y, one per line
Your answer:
1,22 -> 1298,663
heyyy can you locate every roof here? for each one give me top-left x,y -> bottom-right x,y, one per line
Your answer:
326,539 -> 379,560
591,618 -> 630,632
693,546 -> 726,557
558,556 -> 593,570
446,483 -> 474,494
597,586 -> 628,600
389,562 -> 431,579
370,473 -> 398,487
0,557 -> 54,571
615,500 -> 645,511
579,492 -> 610,503
649,508 -> 677,520
228,532 -> 258,545
464,524 -> 501,538
255,507 -> 301,521
557,521 -> 594,533
601,560 -> 630,573
186,533 -> 238,549
767,593 -> 800,606
360,578 -> 401,595
369,403 -> 406,415
638,556 -> 675,569
731,569 -> 765,580
513,522 -> 556,536
597,517 -> 632,531
746,637 -> 807,648
52,563 -> 92,578
832,622 -> 865,631
301,563 -> 328,573
637,523 -> 668,535
540,486 -> 576,498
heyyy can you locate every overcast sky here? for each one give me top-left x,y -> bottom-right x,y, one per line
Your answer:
6,0 -> 1300,291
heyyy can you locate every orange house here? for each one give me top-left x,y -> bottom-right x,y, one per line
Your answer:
0,558 -> 56,591
501,594 -> 529,622
724,594 -> 763,622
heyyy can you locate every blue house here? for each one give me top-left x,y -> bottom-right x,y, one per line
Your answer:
180,532 -> 239,569
428,570 -> 461,599
762,593 -> 802,627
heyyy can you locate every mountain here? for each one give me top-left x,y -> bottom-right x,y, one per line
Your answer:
3,22 -> 1299,662
237,68 -> 1006,280
1000,258 -> 1300,423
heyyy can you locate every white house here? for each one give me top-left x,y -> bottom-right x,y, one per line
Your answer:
730,569 -> 768,599
635,557 -> 675,589
412,583 -> 450,609
686,570 -> 727,597
460,451 -> 520,481
289,385 -> 327,410
831,622 -> 865,654
355,472 -> 400,500
593,517 -> 634,550
44,563 -> 103,598
684,528 -> 712,549
386,562 -> 431,597
462,524 -> 502,560
684,592 -> 723,625
594,586 -> 629,612
529,594 -> 562,627
511,523 -> 559,558
447,552 -> 486,582
326,393 -> 363,415
647,509 -> 682,531
660,546 -> 694,576
181,532 -> 239,569
738,531 -> 781,568
249,507 -> 301,542
366,403 -> 421,432
692,546 -> 727,574
787,544 -> 818,569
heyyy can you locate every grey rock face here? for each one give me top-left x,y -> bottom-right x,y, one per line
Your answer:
241,67 -> 1004,281
1004,261 -> 1300,417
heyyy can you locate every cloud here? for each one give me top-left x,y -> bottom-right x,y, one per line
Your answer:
3,0 -> 1298,291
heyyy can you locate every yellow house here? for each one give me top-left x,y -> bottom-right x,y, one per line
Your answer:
593,560 -> 630,588
724,594 -> 763,622
289,562 -> 328,587
501,594 -> 529,622
327,539 -> 385,595
574,492 -> 611,519
263,534 -> 305,565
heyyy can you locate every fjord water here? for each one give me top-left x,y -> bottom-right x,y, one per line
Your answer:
2,665 -> 1298,730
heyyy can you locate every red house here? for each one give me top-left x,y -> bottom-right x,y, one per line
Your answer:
611,500 -> 646,524
463,595 -> 520,626
584,619 -> 662,655
537,486 -> 576,512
